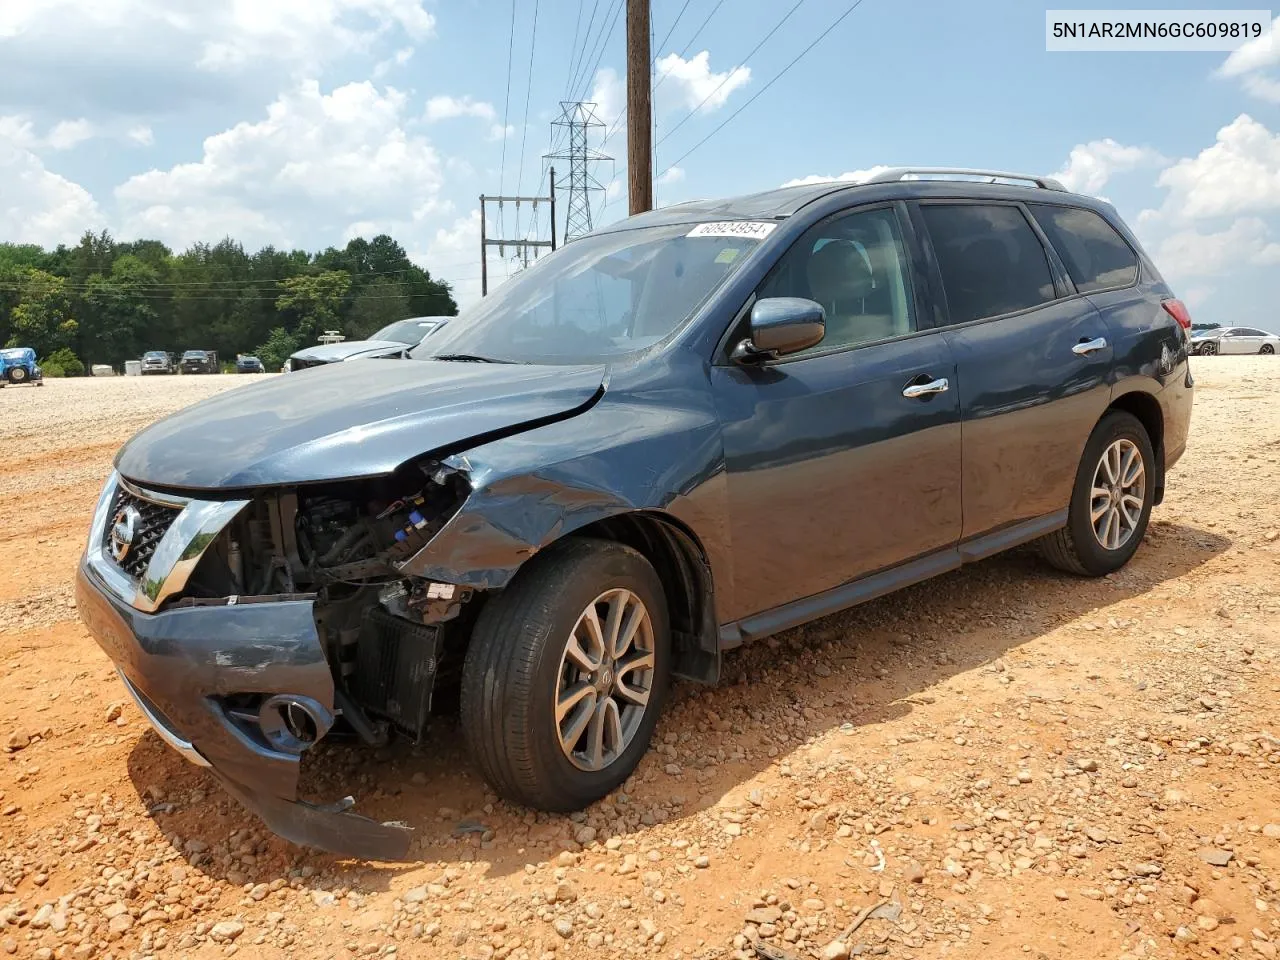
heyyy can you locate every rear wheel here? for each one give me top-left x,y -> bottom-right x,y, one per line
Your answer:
460,538 -> 670,811
1039,410 -> 1155,577
1261,344 -> 1275,355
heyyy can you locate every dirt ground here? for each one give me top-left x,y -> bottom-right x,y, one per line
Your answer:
1,361 -> 1278,960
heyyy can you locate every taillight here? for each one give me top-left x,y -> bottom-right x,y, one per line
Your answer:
1162,298 -> 1192,332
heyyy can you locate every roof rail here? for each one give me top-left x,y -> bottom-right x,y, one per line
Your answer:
864,167 -> 1068,191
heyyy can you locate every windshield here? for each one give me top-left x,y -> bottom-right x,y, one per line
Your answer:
144,351 -> 166,359
182,351 -> 205,358
1193,329 -> 1222,338
372,318 -> 445,345
411,222 -> 767,364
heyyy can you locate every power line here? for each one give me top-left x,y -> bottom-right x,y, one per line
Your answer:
498,0 -> 518,206
653,0 -> 724,92
565,0 -> 602,99
653,0 -> 692,62
658,0 -> 867,177
569,0 -> 624,104
656,0 -> 805,149
514,0 -> 541,239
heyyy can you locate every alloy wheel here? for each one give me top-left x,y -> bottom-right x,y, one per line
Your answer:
554,588 -> 655,772
1262,344 -> 1275,355
1090,438 -> 1146,551
1201,342 -> 1217,356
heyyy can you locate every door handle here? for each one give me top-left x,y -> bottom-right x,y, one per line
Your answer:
902,377 -> 949,399
1072,336 -> 1108,355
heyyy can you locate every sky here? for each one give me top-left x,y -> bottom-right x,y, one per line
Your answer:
2,0 -> 1280,330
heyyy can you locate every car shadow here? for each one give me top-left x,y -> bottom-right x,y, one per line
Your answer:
125,518 -> 1229,890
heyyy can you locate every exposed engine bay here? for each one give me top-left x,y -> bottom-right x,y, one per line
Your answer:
181,460 -> 474,749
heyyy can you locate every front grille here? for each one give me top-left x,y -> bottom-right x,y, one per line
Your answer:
290,356 -> 328,371
102,486 -> 181,581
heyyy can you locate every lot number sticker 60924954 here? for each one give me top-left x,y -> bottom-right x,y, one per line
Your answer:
686,221 -> 777,239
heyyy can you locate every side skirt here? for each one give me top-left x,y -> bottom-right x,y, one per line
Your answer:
718,509 -> 1068,649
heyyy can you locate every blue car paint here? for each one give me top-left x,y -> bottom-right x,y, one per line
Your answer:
0,347 -> 42,384
77,176 -> 1194,860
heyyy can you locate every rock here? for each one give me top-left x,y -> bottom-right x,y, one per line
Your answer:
1262,824 -> 1280,840
1077,758 -> 1098,772
1254,941 -> 1278,959
905,863 -> 926,883
210,920 -> 245,943
725,823 -> 742,837
105,703 -> 122,723
553,918 -> 573,939
820,940 -> 851,960
694,855 -> 710,869
1198,848 -> 1234,867
5,732 -> 28,752
31,904 -> 54,929
574,825 -> 597,846
745,907 -> 782,925
1193,898 -> 1227,920
1133,863 -> 1163,877
0,940 -> 14,956
107,914 -> 133,935
402,886 -> 428,903
1053,889 -> 1069,901
1197,916 -> 1220,931
550,881 -> 577,903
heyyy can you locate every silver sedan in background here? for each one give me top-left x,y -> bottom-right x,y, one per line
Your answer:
1190,326 -> 1280,356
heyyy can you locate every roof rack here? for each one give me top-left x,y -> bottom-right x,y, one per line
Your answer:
864,167 -> 1068,191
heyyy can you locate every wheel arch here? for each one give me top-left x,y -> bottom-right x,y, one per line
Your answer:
1105,389 -> 1165,504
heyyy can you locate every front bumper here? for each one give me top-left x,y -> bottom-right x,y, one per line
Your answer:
75,477 -> 412,860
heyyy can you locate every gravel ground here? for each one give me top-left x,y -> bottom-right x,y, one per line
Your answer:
1,359 -> 1278,960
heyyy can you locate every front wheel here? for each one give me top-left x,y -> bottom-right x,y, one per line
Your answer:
1039,410 -> 1155,577
8,366 -> 28,383
460,538 -> 670,811
1200,341 -> 1218,356
1261,344 -> 1275,355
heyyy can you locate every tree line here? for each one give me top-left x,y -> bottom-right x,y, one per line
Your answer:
0,231 -> 458,372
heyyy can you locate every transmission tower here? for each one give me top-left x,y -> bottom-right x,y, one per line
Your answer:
545,101 -> 610,242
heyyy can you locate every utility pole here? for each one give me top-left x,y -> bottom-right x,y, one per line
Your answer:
545,102 -> 609,243
478,167 -> 556,297
626,0 -> 652,216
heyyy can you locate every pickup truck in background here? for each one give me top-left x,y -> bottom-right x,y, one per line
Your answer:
179,349 -> 218,374
0,347 -> 43,386
141,351 -> 176,375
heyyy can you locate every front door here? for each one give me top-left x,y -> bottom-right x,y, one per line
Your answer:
709,204 -> 963,621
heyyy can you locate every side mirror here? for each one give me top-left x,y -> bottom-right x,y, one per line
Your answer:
731,297 -> 826,362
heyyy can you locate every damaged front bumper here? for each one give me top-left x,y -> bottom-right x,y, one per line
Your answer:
74,474 -> 412,861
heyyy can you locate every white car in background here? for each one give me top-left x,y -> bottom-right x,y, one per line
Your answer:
1190,326 -> 1280,356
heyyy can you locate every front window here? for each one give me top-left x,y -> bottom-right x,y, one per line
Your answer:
372,318 -> 444,345
144,351 -> 166,360
411,222 -> 767,364
183,351 -> 205,359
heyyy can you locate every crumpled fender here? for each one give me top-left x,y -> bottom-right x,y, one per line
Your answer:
397,386 -> 733,613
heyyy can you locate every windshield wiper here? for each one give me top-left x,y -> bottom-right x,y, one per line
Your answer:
430,353 -> 514,364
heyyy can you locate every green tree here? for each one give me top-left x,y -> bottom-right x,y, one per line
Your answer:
81,255 -> 160,363
348,276 -> 411,338
6,269 -> 76,356
254,326 -> 300,372
276,270 -> 351,342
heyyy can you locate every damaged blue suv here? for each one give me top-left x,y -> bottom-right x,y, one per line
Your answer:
76,168 -> 1194,860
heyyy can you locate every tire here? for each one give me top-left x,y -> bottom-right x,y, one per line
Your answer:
1039,410 -> 1155,577
460,537 -> 671,811
8,366 -> 28,383
1200,342 -> 1217,356
1261,344 -> 1275,355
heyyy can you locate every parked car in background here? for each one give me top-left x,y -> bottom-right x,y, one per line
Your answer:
285,317 -> 451,372
0,347 -> 43,386
1190,326 -> 1279,355
75,168 -> 1193,861
141,351 -> 176,375
235,355 -> 265,374
180,349 -> 219,374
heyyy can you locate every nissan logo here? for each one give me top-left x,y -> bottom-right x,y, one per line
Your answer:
110,505 -> 142,561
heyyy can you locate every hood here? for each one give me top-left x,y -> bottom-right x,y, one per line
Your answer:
115,359 -> 606,489
290,340 -> 407,364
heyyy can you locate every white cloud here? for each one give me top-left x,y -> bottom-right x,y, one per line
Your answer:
115,79 -> 445,251
656,166 -> 685,186
373,46 -> 414,78
1151,217 -> 1280,279
1218,16 -> 1280,102
127,124 -> 154,146
488,123 -> 515,142
0,140 -> 105,245
1053,138 -> 1165,195
654,51 -> 750,112
426,95 -> 497,123
780,166 -> 891,188
46,118 -> 94,150
0,0 -> 435,116
419,209 -> 482,306
1154,114 -> 1280,221
590,68 -> 625,133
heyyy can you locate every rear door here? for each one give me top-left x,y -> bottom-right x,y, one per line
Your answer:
709,203 -> 963,619
912,200 -> 1114,538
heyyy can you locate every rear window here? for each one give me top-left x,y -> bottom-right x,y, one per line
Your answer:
1028,204 -> 1138,293
920,204 -> 1056,324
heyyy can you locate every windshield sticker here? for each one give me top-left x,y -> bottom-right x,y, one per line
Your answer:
687,221 -> 777,239
715,247 -> 741,264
